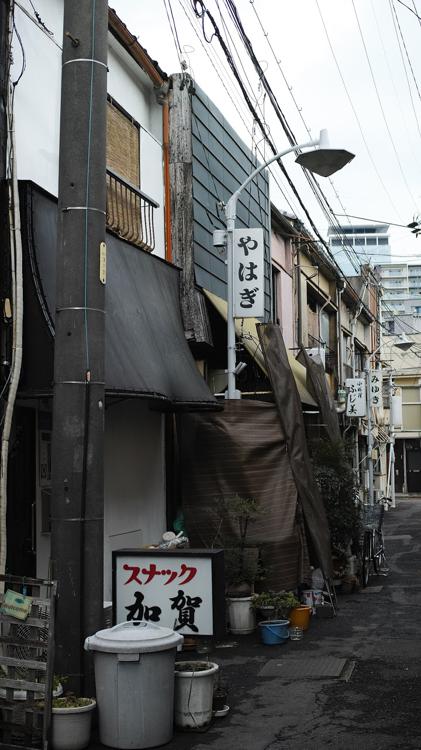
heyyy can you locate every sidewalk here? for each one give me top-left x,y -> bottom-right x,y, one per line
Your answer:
92,498 -> 421,749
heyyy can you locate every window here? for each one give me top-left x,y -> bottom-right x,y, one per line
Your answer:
355,237 -> 365,246
378,237 -> 389,245
366,238 -> 377,246
331,239 -> 342,246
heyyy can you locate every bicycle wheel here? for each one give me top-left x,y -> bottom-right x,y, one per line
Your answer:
361,531 -> 372,587
373,531 -> 387,574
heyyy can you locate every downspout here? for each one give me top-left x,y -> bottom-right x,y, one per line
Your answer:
295,252 -> 303,347
336,282 -> 345,386
162,99 -> 172,263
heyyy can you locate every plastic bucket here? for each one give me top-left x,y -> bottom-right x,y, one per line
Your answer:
258,619 -> 289,645
226,597 -> 256,635
289,605 -> 311,631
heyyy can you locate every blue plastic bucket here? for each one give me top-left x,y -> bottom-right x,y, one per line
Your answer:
259,619 -> 290,645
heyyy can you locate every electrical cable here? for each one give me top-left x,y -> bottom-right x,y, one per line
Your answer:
351,0 -> 419,213
315,0 -> 403,222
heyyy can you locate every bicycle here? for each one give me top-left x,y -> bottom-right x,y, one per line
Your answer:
360,496 -> 391,587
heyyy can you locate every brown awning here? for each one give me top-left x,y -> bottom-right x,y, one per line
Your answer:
204,289 -> 317,406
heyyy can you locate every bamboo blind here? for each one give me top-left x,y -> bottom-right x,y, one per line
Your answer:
106,101 -> 140,187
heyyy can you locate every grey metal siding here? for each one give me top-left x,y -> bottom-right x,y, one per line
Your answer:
191,85 -> 271,319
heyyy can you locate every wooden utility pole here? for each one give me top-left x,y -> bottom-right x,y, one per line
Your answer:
51,0 -> 107,694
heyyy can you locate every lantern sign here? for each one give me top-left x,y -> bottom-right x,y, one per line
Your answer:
233,228 -> 264,318
370,367 -> 383,409
113,549 -> 225,637
346,378 -> 366,417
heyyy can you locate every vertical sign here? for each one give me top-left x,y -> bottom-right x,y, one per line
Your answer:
233,228 -> 264,318
370,367 -> 383,409
346,378 -> 366,416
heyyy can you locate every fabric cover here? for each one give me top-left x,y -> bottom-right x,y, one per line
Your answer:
297,347 -> 341,442
257,323 -> 333,578
180,399 -> 310,591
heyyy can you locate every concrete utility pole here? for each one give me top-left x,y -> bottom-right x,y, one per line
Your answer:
51,0 -> 107,694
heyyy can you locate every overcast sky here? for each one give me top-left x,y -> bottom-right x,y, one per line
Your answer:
111,0 -> 421,264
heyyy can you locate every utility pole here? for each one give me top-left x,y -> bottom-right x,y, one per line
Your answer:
388,371 -> 396,508
51,0 -> 108,694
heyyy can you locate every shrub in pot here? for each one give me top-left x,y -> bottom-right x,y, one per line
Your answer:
212,495 -> 262,634
50,695 -> 96,750
252,590 -> 300,620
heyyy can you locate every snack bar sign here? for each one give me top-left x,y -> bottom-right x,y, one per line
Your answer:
113,550 -> 224,636
233,228 -> 264,318
345,378 -> 366,417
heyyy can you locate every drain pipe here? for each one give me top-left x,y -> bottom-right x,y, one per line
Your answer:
318,294 -> 331,352
0,75 -> 24,583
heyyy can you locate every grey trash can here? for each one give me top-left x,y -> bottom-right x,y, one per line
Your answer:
84,621 -> 183,749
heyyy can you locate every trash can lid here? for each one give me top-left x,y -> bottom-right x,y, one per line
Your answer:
84,621 -> 184,654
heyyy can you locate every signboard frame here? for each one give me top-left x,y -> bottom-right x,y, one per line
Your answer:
112,548 -> 225,639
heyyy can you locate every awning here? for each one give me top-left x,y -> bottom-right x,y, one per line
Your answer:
204,289 -> 317,406
19,182 -> 217,409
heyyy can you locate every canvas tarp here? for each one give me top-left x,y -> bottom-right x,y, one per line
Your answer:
180,399 -> 310,591
257,323 -> 333,578
297,347 -> 341,442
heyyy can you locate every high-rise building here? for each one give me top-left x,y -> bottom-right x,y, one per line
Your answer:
328,223 -> 391,276
376,262 -> 421,334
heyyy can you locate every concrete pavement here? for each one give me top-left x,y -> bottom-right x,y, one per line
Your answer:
168,497 -> 421,750
92,497 -> 421,749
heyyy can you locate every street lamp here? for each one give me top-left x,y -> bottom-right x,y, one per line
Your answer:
224,129 -> 355,399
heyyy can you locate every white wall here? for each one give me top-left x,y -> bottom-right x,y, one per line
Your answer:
34,400 -> 167,599
104,401 -> 166,600
13,1 -> 166,257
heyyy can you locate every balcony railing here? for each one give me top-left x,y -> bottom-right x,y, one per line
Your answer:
106,168 -> 159,252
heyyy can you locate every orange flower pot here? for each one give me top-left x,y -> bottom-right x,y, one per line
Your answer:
289,605 -> 311,631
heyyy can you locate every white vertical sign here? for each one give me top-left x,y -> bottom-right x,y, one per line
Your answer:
233,228 -> 264,318
370,367 -> 383,409
346,378 -> 366,416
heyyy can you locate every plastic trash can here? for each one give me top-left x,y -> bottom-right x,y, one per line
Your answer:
84,621 -> 183,749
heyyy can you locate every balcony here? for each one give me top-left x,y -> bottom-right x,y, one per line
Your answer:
106,168 -> 159,252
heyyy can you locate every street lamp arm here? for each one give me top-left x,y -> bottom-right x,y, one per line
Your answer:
225,138 -> 319,222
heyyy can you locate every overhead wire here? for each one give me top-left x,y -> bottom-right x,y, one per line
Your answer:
389,0 -> 421,143
314,0 -> 403,222
177,0 -> 301,216
351,0 -> 419,213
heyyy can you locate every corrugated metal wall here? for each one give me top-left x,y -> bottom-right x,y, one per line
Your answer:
191,85 -> 271,320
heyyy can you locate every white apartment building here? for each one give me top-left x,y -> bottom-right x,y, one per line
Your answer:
328,223 -> 391,276
376,262 -> 421,334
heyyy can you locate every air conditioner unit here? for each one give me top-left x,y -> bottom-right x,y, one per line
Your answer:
306,347 -> 326,368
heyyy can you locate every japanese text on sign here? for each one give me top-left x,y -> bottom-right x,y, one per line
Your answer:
370,367 -> 383,409
345,378 -> 366,417
115,554 -> 214,635
233,228 -> 264,318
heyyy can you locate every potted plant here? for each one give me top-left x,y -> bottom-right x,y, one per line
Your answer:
50,694 -> 96,750
212,495 -> 261,634
252,590 -> 300,620
311,439 -> 361,584
174,661 -> 219,731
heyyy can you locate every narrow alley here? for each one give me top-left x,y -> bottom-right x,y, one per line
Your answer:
167,498 -> 421,750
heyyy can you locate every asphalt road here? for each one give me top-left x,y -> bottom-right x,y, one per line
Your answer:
167,497 -> 421,750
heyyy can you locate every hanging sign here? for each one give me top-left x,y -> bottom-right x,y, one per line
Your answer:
113,549 -> 225,637
346,377 -> 366,416
233,228 -> 264,318
370,367 -> 383,408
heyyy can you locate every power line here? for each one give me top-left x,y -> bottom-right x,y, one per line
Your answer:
315,0 -> 403,222
351,0 -> 419,212
396,0 -> 421,19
